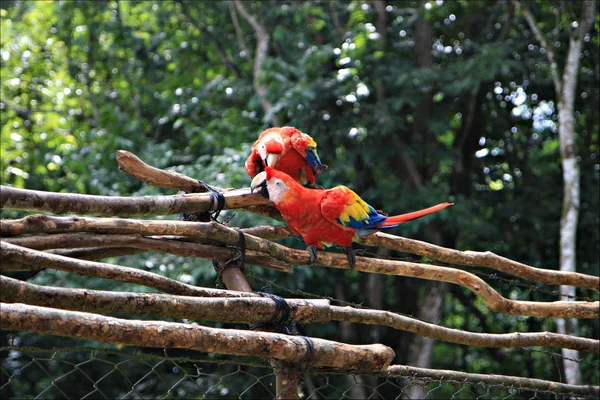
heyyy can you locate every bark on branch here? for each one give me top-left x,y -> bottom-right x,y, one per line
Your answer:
0,184 -> 275,218
0,241 -> 259,297
1,236 -> 598,319
385,365 -> 599,397
0,303 -> 395,372
2,276 -> 597,353
0,275 -> 329,325
359,232 -> 599,290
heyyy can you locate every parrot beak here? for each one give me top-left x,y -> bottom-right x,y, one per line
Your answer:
250,171 -> 269,199
264,153 -> 279,168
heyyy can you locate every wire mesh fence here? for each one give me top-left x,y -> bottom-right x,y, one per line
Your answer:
1,334 -> 597,400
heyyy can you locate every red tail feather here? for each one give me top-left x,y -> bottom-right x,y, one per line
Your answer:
377,202 -> 453,227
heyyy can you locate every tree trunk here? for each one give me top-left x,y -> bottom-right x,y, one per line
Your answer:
555,0 -> 595,385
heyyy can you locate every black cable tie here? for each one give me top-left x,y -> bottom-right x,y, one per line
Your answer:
299,336 -> 314,372
249,291 -> 291,333
197,180 -> 225,222
223,229 -> 246,270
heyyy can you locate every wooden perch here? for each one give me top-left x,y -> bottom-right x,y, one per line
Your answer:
2,218 -> 598,319
0,241 -> 259,297
2,275 -> 597,354
360,232 -> 599,290
0,303 -> 395,372
0,184 -> 280,219
3,185 -> 597,291
0,275 -> 330,325
115,149 -> 280,219
385,365 -> 599,397
116,150 -> 212,193
330,306 -> 599,353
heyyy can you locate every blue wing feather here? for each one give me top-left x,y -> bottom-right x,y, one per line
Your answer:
305,147 -> 323,174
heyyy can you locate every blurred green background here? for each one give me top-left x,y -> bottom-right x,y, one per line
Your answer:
1,0 -> 598,397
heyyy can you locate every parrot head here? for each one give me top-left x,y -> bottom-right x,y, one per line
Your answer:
250,167 -> 291,203
256,131 -> 285,168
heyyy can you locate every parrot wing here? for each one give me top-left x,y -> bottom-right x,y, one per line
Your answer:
320,186 -> 386,236
290,130 -> 325,175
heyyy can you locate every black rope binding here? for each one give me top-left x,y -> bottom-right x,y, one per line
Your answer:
200,180 -> 225,221
213,229 -> 247,285
299,336 -> 314,372
180,180 -> 226,222
224,228 -> 246,270
249,291 -> 292,334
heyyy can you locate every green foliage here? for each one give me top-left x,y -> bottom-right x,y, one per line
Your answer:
1,0 -> 598,396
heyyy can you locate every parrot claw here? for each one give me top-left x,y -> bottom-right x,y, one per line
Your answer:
346,248 -> 356,269
307,245 -> 318,264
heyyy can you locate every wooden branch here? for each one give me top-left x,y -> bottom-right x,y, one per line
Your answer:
330,306 -> 599,354
115,150 -> 281,219
0,185 -> 275,217
2,275 -> 597,353
229,1 -> 253,65
359,232 -> 600,290
233,0 -> 278,124
115,150 -> 210,193
2,218 -> 598,319
0,303 -> 395,372
180,2 -> 242,78
1,233 -> 291,273
0,241 -> 258,297
385,365 -> 599,397
0,275 -> 329,325
514,0 -> 562,93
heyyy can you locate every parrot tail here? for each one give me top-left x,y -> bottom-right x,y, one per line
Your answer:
375,202 -> 453,227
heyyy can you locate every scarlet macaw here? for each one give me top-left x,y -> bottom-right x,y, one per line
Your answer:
244,127 -> 326,187
251,167 -> 453,267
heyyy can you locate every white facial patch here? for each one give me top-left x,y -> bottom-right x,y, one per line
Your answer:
267,177 -> 290,203
258,133 -> 284,160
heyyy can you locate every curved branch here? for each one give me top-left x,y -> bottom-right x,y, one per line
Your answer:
1,303 -> 395,371
514,0 -> 562,93
2,224 -> 598,318
0,276 -> 330,325
330,306 -> 599,354
0,185 -> 277,217
2,276 -> 597,353
0,241 -> 258,297
385,365 -> 598,397
232,0 -> 278,124
359,232 -> 599,290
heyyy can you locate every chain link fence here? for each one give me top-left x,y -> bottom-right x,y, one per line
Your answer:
2,334 -> 596,399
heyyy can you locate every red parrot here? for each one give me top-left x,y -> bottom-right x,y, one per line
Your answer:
244,127 -> 326,187
251,167 -> 453,267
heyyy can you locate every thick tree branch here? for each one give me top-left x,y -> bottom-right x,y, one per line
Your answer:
2,236 -> 598,319
4,214 -> 598,290
0,303 -> 395,372
385,365 -> 599,397
359,232 -> 599,290
0,275 -> 329,325
0,241 -> 259,297
2,276 -> 597,353
1,233 -> 292,273
116,150 -> 281,219
0,184 -> 276,218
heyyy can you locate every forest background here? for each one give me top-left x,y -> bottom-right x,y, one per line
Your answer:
1,0 -> 599,396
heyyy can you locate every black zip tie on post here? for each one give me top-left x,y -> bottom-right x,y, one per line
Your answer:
248,291 -> 292,334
